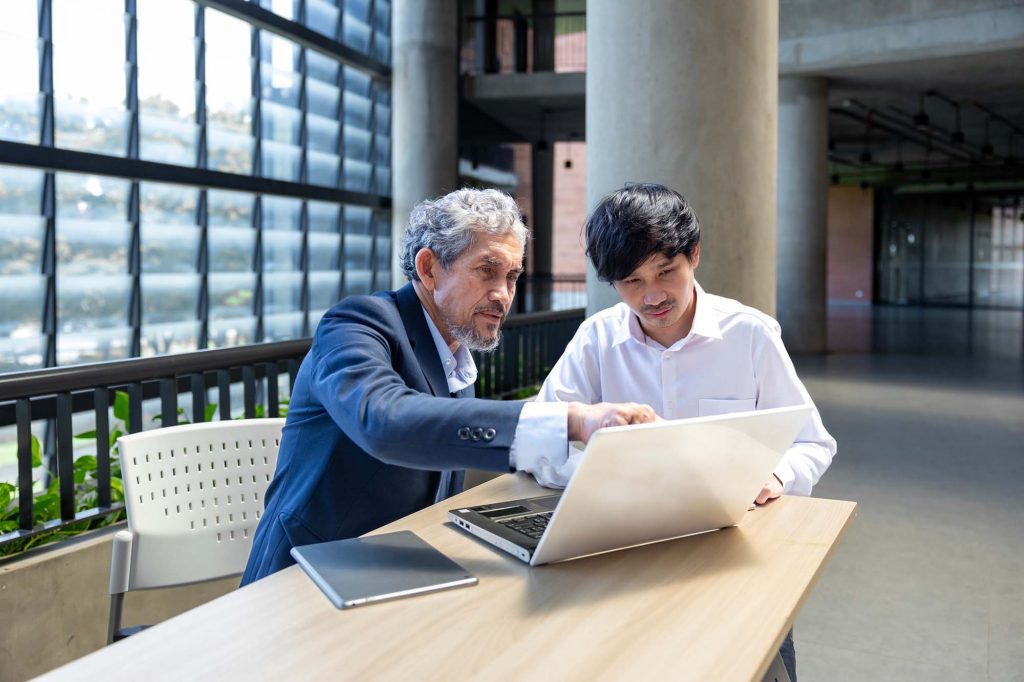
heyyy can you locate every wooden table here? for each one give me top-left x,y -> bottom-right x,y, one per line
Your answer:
37,474 -> 856,681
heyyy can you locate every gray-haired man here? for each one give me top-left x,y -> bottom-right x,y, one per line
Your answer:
242,188 -> 655,583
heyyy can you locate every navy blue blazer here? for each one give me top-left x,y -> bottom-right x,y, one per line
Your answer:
241,283 -> 524,584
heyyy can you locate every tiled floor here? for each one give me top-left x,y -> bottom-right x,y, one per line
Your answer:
792,305 -> 1024,682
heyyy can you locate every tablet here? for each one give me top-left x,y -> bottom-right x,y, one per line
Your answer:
290,530 -> 477,609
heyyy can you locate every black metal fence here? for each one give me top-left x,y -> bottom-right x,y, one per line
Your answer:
0,307 -> 584,553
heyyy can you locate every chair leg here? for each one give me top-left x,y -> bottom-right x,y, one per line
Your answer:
107,592 -> 125,645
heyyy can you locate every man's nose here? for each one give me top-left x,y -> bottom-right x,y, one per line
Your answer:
643,287 -> 666,306
490,281 -> 513,307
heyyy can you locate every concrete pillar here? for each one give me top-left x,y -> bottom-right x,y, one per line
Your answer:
392,0 -> 458,288
531,142 -> 554,310
777,77 -> 829,353
585,0 -> 778,316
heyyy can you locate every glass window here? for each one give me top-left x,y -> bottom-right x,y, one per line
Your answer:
206,8 -> 254,172
138,0 -> 198,165
0,0 -> 41,144
305,0 -> 340,39
53,0 -> 128,156
0,166 -> 45,370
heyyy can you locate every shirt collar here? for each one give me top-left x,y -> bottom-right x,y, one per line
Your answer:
421,306 -> 478,394
612,280 -> 723,348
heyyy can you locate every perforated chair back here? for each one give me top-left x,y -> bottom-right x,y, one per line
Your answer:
115,418 -> 284,590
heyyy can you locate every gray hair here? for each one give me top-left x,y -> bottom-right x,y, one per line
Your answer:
399,188 -> 529,282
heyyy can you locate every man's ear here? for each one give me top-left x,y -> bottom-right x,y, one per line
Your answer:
415,248 -> 438,291
691,244 -> 701,269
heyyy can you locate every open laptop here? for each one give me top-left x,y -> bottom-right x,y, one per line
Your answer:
449,405 -> 812,566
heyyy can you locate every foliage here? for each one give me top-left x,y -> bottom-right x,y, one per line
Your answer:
0,391 -> 289,559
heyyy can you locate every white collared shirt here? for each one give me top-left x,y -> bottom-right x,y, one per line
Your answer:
421,307 -> 569,485
533,282 -> 836,495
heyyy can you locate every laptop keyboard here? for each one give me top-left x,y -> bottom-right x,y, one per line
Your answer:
497,512 -> 553,540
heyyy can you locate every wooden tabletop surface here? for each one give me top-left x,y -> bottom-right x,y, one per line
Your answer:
37,473 -> 856,682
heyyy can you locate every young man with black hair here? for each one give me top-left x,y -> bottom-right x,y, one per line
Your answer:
535,183 -> 836,681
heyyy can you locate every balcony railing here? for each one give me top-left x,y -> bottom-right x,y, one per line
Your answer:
0,307 -> 584,555
460,10 -> 586,75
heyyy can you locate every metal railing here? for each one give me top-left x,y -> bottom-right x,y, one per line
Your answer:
0,307 -> 584,553
460,10 -> 586,75
514,273 -> 587,313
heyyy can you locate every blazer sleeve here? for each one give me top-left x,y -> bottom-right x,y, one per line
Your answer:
309,298 -> 526,473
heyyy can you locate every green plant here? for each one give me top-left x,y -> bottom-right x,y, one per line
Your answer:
1,390 -> 290,559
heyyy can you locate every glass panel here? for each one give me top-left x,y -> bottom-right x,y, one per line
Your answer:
343,158 -> 372,192
262,139 -> 301,182
344,125 -> 372,161
0,166 -> 44,216
209,227 -> 255,272
264,311 -> 303,341
264,271 -> 302,313
53,0 -> 127,155
922,200 -> 971,305
138,0 -> 197,165
141,320 -> 200,357
263,230 -> 302,271
0,166 -> 44,370
56,173 -> 129,221
208,314 -> 256,347
206,7 -> 254,172
308,271 -> 340,310
57,325 -> 131,365
140,182 -> 198,225
305,0 -> 340,39
0,0 -> 41,143
308,114 -> 340,153
209,273 -> 256,317
344,91 -> 372,129
343,0 -> 372,54
208,190 -> 254,228
141,273 -> 200,324
141,223 -> 200,273
308,200 -> 340,232
307,150 -> 340,187
261,101 -> 301,145
307,232 -> 340,271
208,127 -> 255,175
373,0 -> 392,64
260,0 -> 298,21
307,79 -> 341,119
263,196 -> 302,231
306,50 -> 339,85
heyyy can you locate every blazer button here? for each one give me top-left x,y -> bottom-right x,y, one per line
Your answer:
483,428 -> 496,441
458,427 -> 470,440
471,427 -> 483,441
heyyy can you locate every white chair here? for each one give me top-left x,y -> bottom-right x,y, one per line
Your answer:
107,418 -> 285,643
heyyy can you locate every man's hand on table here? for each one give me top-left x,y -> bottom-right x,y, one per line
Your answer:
755,474 -> 784,505
567,401 -> 659,443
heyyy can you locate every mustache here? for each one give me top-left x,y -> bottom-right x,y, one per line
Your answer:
474,304 -> 507,317
641,301 -> 675,314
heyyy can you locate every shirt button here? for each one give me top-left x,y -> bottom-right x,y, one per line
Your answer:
483,428 -> 496,441
457,427 -> 470,440
471,427 -> 483,441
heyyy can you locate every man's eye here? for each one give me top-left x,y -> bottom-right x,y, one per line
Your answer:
659,269 -> 674,278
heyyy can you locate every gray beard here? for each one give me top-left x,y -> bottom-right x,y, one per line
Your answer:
443,312 -> 502,352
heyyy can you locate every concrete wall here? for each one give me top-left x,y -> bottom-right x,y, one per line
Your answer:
0,526 -> 237,682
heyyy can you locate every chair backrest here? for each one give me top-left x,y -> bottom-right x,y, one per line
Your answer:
118,418 -> 285,590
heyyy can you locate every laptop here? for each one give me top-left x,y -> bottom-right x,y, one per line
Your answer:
449,405 -> 813,566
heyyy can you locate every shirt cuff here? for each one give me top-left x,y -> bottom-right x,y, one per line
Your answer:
509,401 -> 573,488
773,459 -> 797,494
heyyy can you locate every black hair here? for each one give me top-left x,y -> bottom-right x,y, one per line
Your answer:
584,183 -> 701,282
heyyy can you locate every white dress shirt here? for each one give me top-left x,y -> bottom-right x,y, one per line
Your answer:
421,307 -> 569,486
533,282 -> 836,495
